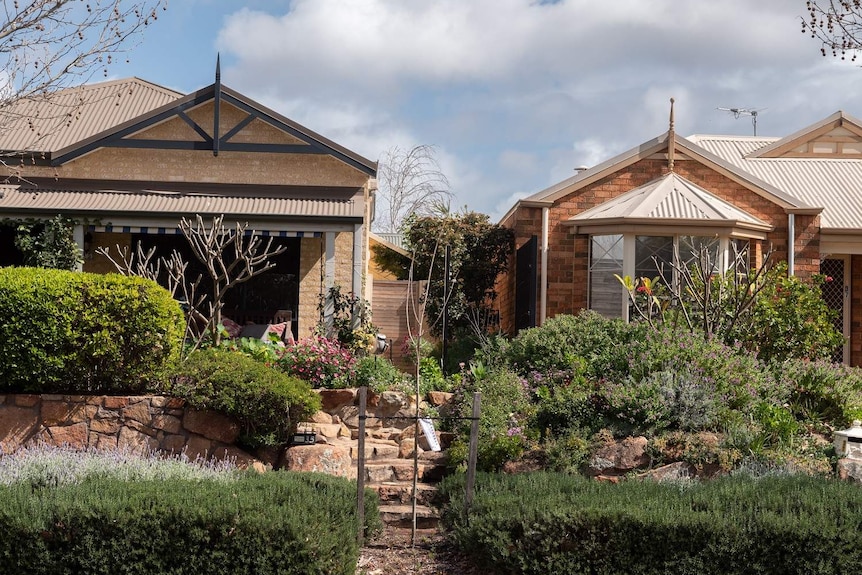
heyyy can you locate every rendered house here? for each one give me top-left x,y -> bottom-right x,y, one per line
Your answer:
498,109 -> 862,365
0,72 -> 377,340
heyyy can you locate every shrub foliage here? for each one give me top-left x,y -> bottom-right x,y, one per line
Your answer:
0,267 -> 184,393
0,470 -> 380,575
167,348 -> 321,448
440,471 -> 862,575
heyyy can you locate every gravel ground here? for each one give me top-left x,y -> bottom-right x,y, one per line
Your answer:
356,526 -> 483,575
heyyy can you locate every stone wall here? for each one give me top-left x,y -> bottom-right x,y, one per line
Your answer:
0,390 -> 454,478
0,394 -> 261,469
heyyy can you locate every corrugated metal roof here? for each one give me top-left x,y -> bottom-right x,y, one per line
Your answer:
0,78 -> 183,153
691,134 -> 862,230
568,172 -> 769,229
0,185 -> 360,220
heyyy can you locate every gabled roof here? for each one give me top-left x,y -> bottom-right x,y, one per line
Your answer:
692,117 -> 862,230
566,172 -> 771,235
0,78 -> 182,153
49,80 -> 377,175
745,110 -> 862,159
510,131 -> 819,221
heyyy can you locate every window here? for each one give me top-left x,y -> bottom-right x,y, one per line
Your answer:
588,233 -> 750,319
588,234 -> 623,318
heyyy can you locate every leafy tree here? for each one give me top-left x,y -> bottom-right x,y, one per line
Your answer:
14,215 -> 81,270
377,210 -> 514,337
803,0 -> 862,60
373,144 -> 452,233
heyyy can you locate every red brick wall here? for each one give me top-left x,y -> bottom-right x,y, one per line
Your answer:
500,158 -> 822,335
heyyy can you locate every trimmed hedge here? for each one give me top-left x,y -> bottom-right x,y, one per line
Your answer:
167,348 -> 321,448
440,472 -> 862,575
0,267 -> 184,393
0,471 -> 380,575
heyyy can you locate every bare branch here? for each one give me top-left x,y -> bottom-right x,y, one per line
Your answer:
803,0 -> 862,60
374,144 -> 452,233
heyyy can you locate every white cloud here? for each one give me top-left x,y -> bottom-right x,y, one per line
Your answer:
211,0 -> 862,217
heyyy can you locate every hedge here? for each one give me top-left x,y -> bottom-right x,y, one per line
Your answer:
0,471 -> 381,575
167,348 -> 321,448
439,472 -> 862,575
0,267 -> 184,393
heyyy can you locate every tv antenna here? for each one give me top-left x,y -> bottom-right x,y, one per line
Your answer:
717,107 -> 764,136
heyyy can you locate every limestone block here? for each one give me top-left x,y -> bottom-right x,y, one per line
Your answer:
41,401 -> 76,426
183,435 -> 212,461
89,432 -> 119,451
68,404 -> 99,424
0,405 -> 39,453
375,391 -> 409,418
212,446 -> 268,472
103,396 -> 129,409
283,444 -> 352,478
309,410 -> 335,424
318,389 -> 356,412
48,423 -> 89,449
150,414 -> 182,434
160,434 -> 187,455
122,401 -> 152,425
90,417 -> 122,435
183,409 -> 240,444
838,458 -> 862,482
305,422 -> 342,439
126,419 -> 158,438
427,391 -> 453,407
117,426 -> 159,454
14,395 -> 41,408
588,436 -> 649,476
641,462 -> 695,483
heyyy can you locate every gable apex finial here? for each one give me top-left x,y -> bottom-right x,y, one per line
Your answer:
216,53 -> 221,83
668,97 -> 675,172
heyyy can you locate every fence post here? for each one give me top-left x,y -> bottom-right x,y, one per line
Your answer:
357,386 -> 367,546
464,392 -> 481,515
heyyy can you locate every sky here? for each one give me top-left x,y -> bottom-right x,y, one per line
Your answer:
112,0 -> 862,223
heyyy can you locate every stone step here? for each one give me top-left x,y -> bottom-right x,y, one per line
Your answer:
362,458 -> 447,483
377,503 -> 440,529
368,481 -> 438,506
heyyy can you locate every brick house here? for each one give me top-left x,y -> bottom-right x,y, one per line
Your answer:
0,74 -> 377,340
498,110 -> 862,365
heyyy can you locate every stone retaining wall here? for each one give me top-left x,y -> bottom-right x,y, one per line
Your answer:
0,394 -> 260,468
0,389 -> 455,476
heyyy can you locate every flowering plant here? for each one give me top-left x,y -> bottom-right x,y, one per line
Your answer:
275,335 -> 355,389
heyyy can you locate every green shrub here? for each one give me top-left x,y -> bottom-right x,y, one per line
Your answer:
352,355 -> 410,392
0,267 -> 184,393
503,311 -> 644,378
776,358 -> 862,428
440,471 -> 862,575
447,364 -> 533,471
0,471 -> 380,575
723,264 -> 845,362
167,348 -> 321,448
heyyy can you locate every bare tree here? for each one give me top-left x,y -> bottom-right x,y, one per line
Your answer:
0,1 -> 166,104
803,0 -> 862,60
98,215 -> 287,350
374,144 -> 452,233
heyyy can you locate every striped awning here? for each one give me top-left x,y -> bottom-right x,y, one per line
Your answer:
87,224 -> 321,238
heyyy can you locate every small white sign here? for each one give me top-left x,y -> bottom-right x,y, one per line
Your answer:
418,418 -> 441,452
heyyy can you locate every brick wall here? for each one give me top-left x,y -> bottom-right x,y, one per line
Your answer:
500,158 -> 821,334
